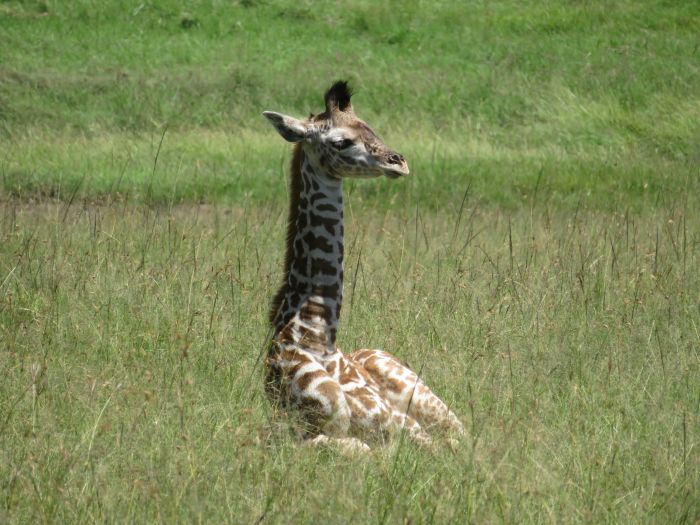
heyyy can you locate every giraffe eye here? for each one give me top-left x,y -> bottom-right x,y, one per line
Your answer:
331,139 -> 354,150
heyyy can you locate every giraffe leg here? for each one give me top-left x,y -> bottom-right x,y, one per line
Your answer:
389,410 -> 433,448
266,347 -> 351,438
339,387 -> 433,448
305,434 -> 371,454
349,349 -> 464,438
335,355 -> 434,448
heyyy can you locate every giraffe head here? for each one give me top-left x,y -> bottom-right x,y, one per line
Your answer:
263,81 -> 409,179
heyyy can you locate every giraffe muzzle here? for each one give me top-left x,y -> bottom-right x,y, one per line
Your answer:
383,152 -> 409,178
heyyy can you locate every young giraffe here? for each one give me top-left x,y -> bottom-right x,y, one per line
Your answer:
263,81 -> 463,451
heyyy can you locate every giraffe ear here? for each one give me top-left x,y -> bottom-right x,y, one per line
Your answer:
263,111 -> 310,143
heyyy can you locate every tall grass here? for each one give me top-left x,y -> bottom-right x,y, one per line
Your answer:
1,200 -> 697,522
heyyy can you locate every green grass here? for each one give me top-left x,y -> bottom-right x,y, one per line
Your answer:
1,201 -> 698,522
1,0 -> 700,522
3,128 -> 696,212
1,0 -> 699,208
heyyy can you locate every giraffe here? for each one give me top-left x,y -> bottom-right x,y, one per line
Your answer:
263,81 -> 463,452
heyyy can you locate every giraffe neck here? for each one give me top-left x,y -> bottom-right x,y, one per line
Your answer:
271,144 -> 344,356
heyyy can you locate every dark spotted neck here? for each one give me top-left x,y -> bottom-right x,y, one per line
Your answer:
270,144 -> 344,356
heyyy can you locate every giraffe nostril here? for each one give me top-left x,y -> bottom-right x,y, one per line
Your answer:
388,153 -> 404,165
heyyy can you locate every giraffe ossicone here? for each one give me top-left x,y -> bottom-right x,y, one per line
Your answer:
263,81 -> 463,451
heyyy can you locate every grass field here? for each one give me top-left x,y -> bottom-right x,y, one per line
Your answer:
1,202 -> 698,523
2,0 -> 699,208
1,0 -> 699,523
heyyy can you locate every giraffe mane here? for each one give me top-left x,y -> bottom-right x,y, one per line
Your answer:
269,142 -> 303,324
